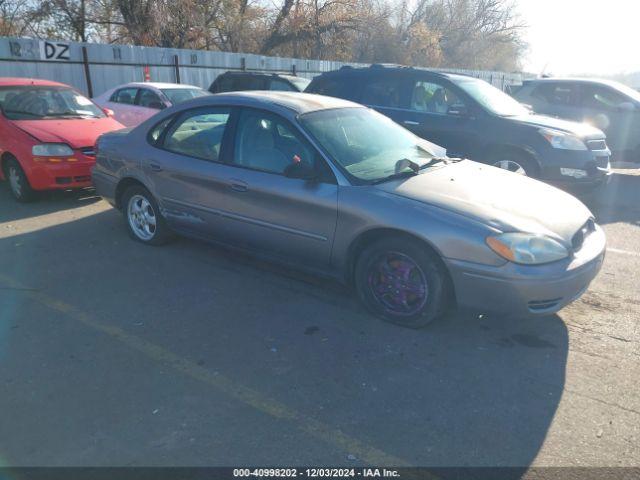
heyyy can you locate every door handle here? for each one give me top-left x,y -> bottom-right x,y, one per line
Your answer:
229,180 -> 249,192
149,163 -> 162,172
403,120 -> 419,126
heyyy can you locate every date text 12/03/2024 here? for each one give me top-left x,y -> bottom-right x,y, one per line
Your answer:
233,468 -> 401,478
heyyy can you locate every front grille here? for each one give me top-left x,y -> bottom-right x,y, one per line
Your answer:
595,156 -> 609,168
587,139 -> 607,151
571,218 -> 596,251
80,147 -> 96,157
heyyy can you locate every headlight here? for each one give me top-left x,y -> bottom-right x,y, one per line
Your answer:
539,129 -> 587,151
32,143 -> 74,157
486,233 -> 569,265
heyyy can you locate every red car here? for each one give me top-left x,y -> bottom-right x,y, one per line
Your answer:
0,78 -> 124,202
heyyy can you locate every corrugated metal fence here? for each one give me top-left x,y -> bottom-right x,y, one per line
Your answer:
0,37 -> 523,97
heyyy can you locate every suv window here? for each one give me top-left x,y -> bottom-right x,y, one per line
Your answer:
138,89 -> 164,109
580,84 -> 630,110
110,88 -> 138,105
532,83 -> 578,106
309,78 -> 355,100
162,108 -> 231,162
233,109 -> 315,175
361,77 -> 404,108
215,75 -> 266,92
410,80 -> 464,114
269,79 -> 296,91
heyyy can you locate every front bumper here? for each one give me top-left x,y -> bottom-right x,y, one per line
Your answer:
446,226 -> 606,317
27,154 -> 96,190
540,144 -> 612,190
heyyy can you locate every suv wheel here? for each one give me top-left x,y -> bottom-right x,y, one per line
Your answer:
492,152 -> 538,177
4,158 -> 35,202
354,237 -> 448,328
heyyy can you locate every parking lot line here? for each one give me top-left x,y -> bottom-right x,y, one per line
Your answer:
606,247 -> 640,257
0,273 -> 417,470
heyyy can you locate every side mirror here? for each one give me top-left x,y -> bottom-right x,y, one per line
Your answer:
284,160 -> 316,180
447,104 -> 469,116
102,107 -> 115,117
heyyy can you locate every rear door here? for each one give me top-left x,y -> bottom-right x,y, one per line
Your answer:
106,87 -> 140,127
528,82 -> 581,120
358,72 -> 413,126
219,107 -> 338,267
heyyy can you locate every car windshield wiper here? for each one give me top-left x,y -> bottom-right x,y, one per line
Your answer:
419,156 -> 451,169
48,110 -> 99,118
371,158 -> 421,184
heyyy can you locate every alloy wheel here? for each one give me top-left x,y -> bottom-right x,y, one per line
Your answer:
127,194 -> 157,241
493,159 -> 527,175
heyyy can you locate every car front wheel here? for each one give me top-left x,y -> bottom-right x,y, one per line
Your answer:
122,185 -> 172,245
491,152 -> 538,177
4,158 -> 35,202
354,237 -> 448,328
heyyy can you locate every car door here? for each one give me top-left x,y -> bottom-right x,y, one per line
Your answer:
143,106 -> 242,241
577,83 -> 639,153
106,87 -> 140,127
528,82 -> 581,120
399,78 -> 479,159
220,107 -> 338,267
358,72 -> 413,127
136,88 -> 166,124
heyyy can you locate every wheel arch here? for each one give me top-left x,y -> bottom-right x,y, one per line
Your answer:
114,176 -> 149,210
345,227 -> 455,304
0,151 -> 19,179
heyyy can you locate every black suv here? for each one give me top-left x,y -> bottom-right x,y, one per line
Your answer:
209,71 -> 311,93
306,65 -> 611,189
514,78 -> 640,162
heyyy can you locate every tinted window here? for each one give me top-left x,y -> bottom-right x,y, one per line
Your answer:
410,80 -> 464,114
214,75 -> 265,92
163,108 -> 230,162
309,78 -> 355,100
269,79 -> 296,91
233,109 -> 315,175
137,89 -> 164,109
580,84 -> 630,110
532,83 -> 577,106
111,88 -> 138,105
361,77 -> 404,107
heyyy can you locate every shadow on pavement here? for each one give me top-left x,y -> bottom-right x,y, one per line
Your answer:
0,206 -> 568,470
574,169 -> 640,226
0,183 -> 101,223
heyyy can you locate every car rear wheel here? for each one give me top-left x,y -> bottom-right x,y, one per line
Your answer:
492,152 -> 538,177
354,237 -> 448,328
122,185 -> 172,245
4,158 -> 35,202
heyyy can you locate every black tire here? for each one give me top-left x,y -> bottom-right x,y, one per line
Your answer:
354,237 -> 449,328
491,151 -> 539,178
4,158 -> 35,202
121,185 -> 172,246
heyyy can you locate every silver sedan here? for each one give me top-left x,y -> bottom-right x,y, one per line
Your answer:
92,92 -> 606,328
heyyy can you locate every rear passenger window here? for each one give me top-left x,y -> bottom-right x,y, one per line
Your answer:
310,79 -> 355,100
532,83 -> 577,106
162,108 -> 231,162
148,117 -> 173,145
361,78 -> 404,108
269,79 -> 296,91
110,88 -> 138,105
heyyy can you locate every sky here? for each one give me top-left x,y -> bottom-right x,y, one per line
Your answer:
517,0 -> 640,76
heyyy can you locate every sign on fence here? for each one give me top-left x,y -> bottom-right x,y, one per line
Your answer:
39,41 -> 71,61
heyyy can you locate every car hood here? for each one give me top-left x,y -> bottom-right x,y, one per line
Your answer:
12,117 -> 125,148
509,113 -> 604,139
375,160 -> 592,245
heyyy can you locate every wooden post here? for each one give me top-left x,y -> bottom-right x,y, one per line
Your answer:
81,46 -> 93,98
173,55 -> 181,84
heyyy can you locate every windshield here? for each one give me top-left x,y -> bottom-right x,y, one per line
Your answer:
288,77 -> 312,91
0,86 -> 104,120
160,88 -> 210,105
456,78 -> 530,117
299,107 -> 445,182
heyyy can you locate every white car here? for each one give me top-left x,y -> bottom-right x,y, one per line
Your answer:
92,82 -> 210,127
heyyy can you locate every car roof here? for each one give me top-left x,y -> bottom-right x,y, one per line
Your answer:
524,77 -> 623,86
0,77 -> 70,87
218,71 -> 300,81
188,91 -> 361,114
116,82 -> 201,90
314,65 -> 470,82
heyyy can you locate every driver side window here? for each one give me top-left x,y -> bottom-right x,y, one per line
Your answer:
233,109 -> 315,175
410,80 -> 464,114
